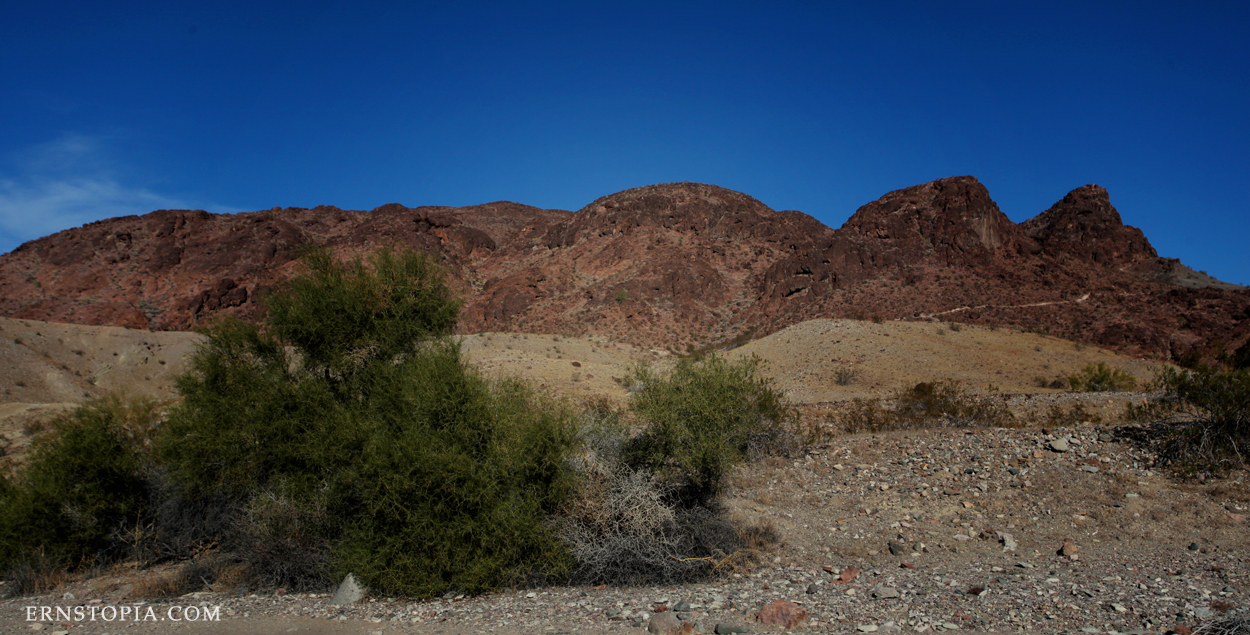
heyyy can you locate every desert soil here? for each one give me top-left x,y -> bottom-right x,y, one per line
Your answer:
1,318 -> 1244,635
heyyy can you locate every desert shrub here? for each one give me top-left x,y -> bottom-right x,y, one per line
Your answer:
0,395 -> 158,572
1128,366 -> 1250,471
158,247 -> 579,597
559,405 -> 763,586
1034,376 -> 1068,390
232,485 -> 334,591
132,467 -> 237,565
1042,403 -> 1103,428
1232,341 -> 1250,371
1068,362 -> 1137,392
622,355 -> 799,507
0,553 -> 70,598
834,368 -> 859,386
841,381 -> 1016,433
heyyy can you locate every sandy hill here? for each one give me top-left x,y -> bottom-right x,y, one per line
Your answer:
0,316 -> 1162,468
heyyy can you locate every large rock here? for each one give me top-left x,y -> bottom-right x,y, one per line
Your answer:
648,611 -> 693,635
329,573 -> 366,605
757,600 -> 808,630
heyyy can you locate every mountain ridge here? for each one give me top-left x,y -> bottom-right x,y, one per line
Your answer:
1,177 -> 1245,362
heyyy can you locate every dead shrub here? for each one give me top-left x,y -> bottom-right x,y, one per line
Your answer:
1194,611 -> 1250,634
230,487 -> 333,592
128,559 -> 220,599
834,368 -> 858,386
559,467 -> 749,585
559,407 -> 765,586
1,554 -> 70,598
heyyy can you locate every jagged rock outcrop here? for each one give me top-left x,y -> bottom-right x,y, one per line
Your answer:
1022,184 -> 1157,267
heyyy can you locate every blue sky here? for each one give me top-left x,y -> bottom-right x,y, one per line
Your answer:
2,1 -> 1247,284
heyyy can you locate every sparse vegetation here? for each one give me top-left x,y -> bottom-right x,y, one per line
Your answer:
623,355 -> 799,507
557,384 -> 781,586
1034,376 -> 1068,390
1128,366 -> 1250,472
1042,403 -> 1103,428
1068,362 -> 1137,392
834,367 -> 859,386
841,380 -> 1016,433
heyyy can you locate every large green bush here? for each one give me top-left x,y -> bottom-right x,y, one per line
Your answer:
622,354 -> 798,507
0,395 -> 157,571
158,247 -> 579,596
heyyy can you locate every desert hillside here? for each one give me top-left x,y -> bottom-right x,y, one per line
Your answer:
1,315 -> 1162,469
2,178 -> 1246,364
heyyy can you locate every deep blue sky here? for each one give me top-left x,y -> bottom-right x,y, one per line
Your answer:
2,1 -> 1247,284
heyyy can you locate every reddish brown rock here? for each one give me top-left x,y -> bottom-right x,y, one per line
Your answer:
757,600 -> 808,629
1,179 -> 1246,363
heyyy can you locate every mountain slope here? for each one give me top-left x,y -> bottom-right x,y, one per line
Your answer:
1,178 -> 1246,361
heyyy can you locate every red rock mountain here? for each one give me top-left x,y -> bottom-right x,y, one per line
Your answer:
1,177 -> 1246,361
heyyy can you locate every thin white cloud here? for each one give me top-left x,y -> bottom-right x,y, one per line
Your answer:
0,133 -> 243,251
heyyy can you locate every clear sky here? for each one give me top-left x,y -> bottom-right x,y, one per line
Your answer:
2,1 -> 1247,284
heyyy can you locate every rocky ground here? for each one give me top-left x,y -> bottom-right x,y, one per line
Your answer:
1,317 -> 1245,635
2,417 -> 1247,635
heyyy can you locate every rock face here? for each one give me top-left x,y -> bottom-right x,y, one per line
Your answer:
1022,185 -> 1157,267
1,178 -> 1246,361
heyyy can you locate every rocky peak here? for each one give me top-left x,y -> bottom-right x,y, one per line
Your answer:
1022,184 -> 1157,266
542,182 -> 790,248
827,176 -> 1034,281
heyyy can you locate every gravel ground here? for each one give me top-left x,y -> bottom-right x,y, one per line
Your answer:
3,421 -> 1246,635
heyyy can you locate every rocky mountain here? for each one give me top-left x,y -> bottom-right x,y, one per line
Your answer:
1,177 -> 1246,362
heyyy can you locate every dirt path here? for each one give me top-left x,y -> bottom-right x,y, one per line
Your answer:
919,293 -> 1092,319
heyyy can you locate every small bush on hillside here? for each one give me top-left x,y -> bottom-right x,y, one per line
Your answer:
841,380 -> 1016,433
1231,341 -> 1250,371
0,395 -> 158,572
1034,376 -> 1068,390
622,355 -> 799,507
1128,366 -> 1250,472
158,247 -> 580,597
1042,403 -> 1103,428
834,368 -> 858,386
1068,362 -> 1137,392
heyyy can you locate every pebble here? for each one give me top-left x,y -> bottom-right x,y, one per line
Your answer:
870,585 -> 900,599
1049,437 -> 1071,452
998,531 -> 1017,551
